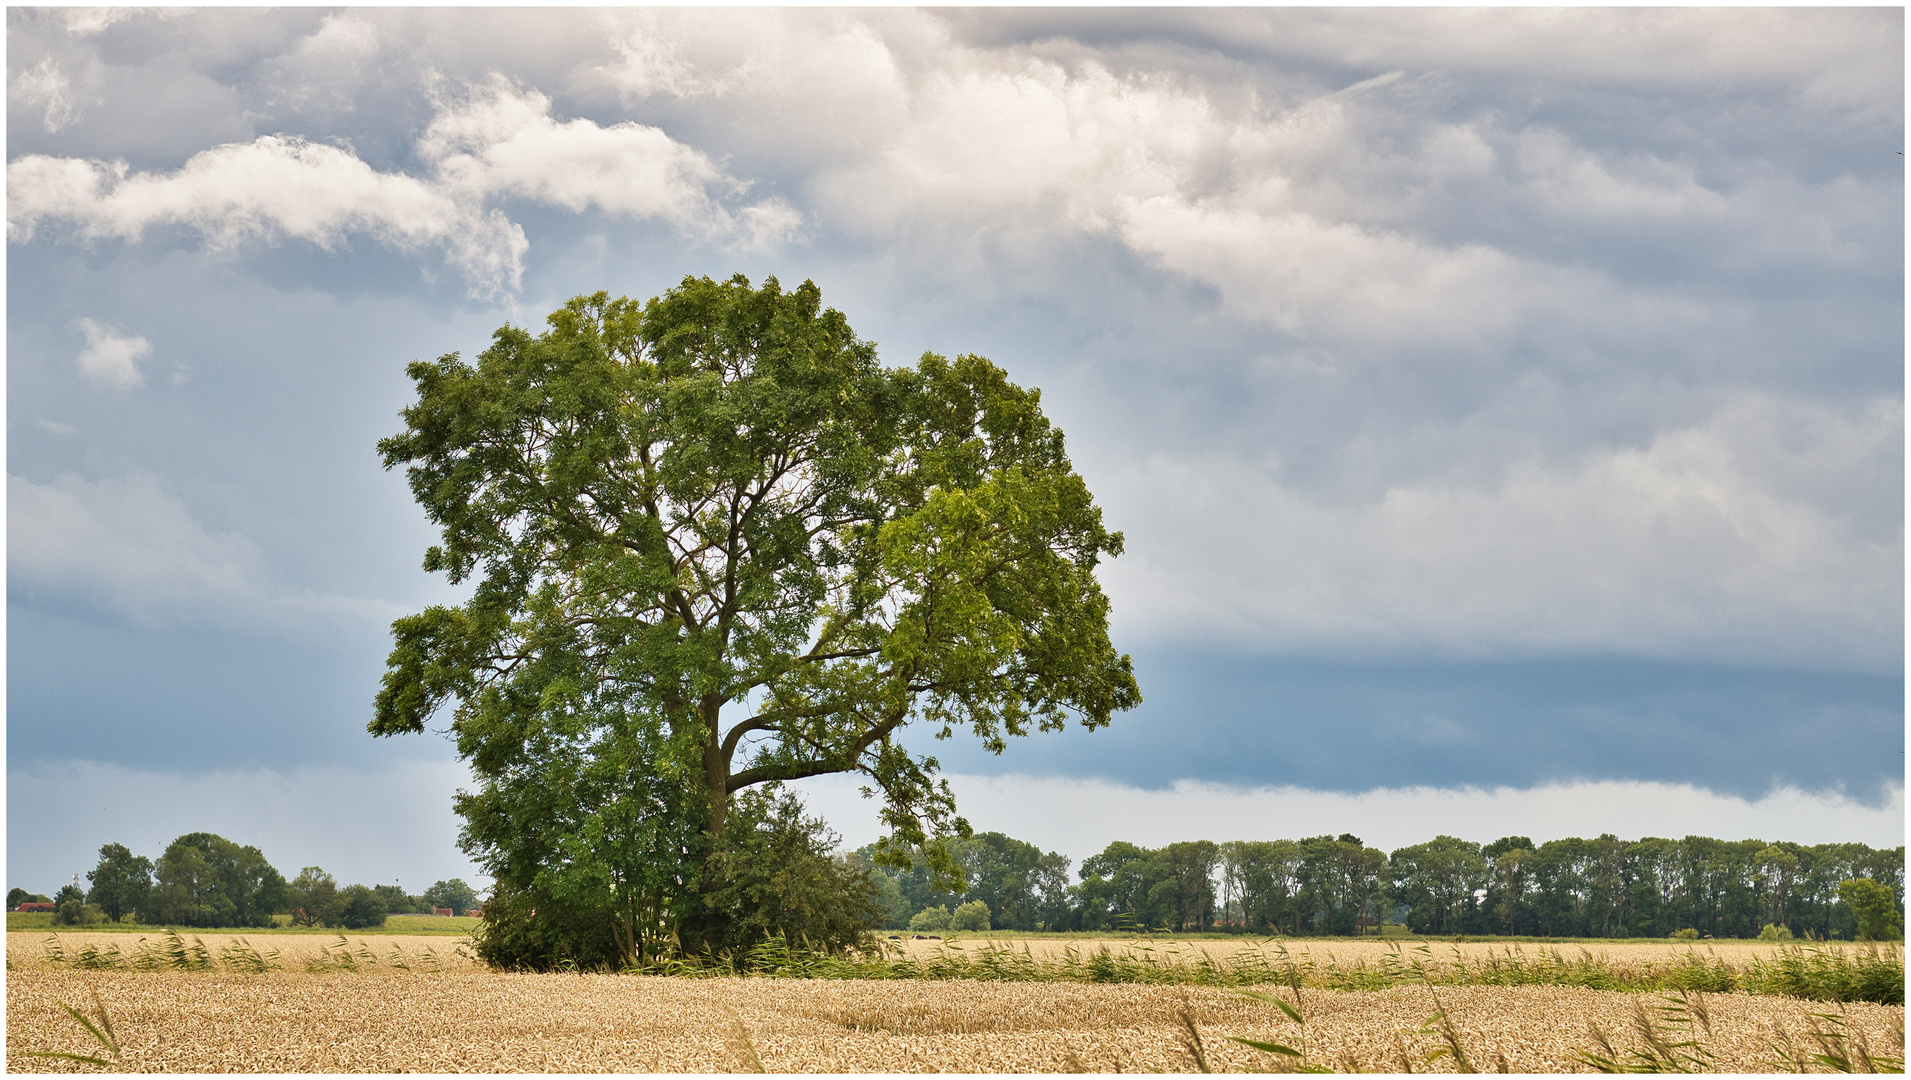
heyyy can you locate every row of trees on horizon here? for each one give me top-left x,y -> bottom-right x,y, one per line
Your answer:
7,833 -> 480,931
855,831 -> 1906,942
13,827 -> 1902,945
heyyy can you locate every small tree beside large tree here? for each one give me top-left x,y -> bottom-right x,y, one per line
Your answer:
86,843 -> 153,924
372,274 -> 1138,964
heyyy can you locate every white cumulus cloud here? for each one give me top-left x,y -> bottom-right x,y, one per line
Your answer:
73,317 -> 150,388
13,56 -> 78,133
420,75 -> 802,252
6,76 -> 798,298
7,136 -> 530,299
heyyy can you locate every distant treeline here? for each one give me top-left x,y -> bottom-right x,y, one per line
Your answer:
852,832 -> 1906,941
8,833 -> 481,930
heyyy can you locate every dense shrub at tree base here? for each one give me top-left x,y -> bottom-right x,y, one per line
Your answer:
683,791 -> 882,958
472,788 -> 881,972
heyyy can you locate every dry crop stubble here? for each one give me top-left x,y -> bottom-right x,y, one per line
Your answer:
8,966 -> 1904,1073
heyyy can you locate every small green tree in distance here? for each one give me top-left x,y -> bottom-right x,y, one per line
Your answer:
949,899 -> 991,932
1840,878 -> 1904,941
326,885 -> 389,930
423,879 -> 479,915
288,868 -> 338,927
86,843 -> 153,924
373,884 -> 422,914
908,905 -> 951,932
52,885 -> 98,926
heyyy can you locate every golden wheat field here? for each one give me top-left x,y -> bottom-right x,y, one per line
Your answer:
876,935 -> 1807,966
0,931 -> 1828,975
7,934 -> 1904,1073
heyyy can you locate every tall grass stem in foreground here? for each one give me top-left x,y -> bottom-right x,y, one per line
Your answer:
16,988 -> 122,1069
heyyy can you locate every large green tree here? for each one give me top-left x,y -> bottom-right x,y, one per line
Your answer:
424,879 -> 480,914
141,833 -> 286,929
371,275 -> 1138,954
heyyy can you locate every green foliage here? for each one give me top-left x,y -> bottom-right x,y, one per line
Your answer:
1744,944 -> 1905,1005
1675,928 -> 1701,940
619,935 -> 1900,1007
1759,922 -> 1796,942
473,787 -> 879,970
372,884 -> 424,914
908,905 -> 951,932
140,833 -> 285,929
42,930 -> 284,974
423,879 -> 479,914
53,885 -> 102,926
372,275 -> 1140,936
8,887 -> 41,909
326,885 -> 389,930
683,788 -> 883,958
863,864 -> 907,929
1390,836 -> 1491,935
1838,878 -> 1903,942
1571,991 -> 1716,1073
457,705 -> 700,968
287,868 -> 337,928
949,899 -> 991,932
863,831 -> 1072,931
1075,839 -> 1229,933
85,844 -> 152,923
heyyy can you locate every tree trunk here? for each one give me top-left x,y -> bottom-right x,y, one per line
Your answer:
701,697 -> 729,845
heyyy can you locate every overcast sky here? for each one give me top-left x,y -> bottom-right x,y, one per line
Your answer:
7,8 -> 1903,894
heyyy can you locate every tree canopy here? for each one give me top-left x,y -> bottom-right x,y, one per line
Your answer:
142,832 -> 285,929
86,842 -> 153,924
424,879 -> 480,914
372,274 -> 1138,960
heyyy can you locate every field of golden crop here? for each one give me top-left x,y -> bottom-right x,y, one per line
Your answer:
9,967 -> 1904,1073
7,932 -> 485,971
0,931 -> 1832,976
878,935 -> 1808,966
8,934 -> 1903,1073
